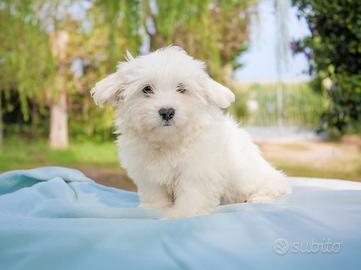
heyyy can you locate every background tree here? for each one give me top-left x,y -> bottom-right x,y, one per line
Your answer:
0,0 -> 143,147
0,0 -> 255,145
292,0 -> 361,135
0,0 -> 55,145
144,0 -> 255,82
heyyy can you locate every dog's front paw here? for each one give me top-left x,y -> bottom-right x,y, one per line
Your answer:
162,209 -> 188,220
247,194 -> 277,203
138,201 -> 172,210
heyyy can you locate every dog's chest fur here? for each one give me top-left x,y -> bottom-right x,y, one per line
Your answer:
118,134 -> 192,187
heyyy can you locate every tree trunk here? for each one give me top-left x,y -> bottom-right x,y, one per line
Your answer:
49,30 -> 69,149
49,90 -> 68,149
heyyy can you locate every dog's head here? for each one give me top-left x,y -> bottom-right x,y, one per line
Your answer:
91,46 -> 235,141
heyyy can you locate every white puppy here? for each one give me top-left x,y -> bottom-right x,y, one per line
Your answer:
91,46 -> 291,219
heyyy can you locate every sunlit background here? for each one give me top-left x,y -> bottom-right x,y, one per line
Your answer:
0,0 -> 360,189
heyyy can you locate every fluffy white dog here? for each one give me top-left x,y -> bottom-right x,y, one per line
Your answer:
91,46 -> 291,219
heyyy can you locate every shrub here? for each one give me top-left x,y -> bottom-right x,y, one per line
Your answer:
292,0 -> 361,135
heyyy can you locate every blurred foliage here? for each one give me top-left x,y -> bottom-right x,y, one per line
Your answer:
147,0 -> 254,81
0,0 -> 55,121
0,0 -> 255,143
292,0 -> 361,135
228,90 -> 250,122
230,83 -> 327,127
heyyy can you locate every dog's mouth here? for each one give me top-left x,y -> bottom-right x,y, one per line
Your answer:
162,121 -> 172,127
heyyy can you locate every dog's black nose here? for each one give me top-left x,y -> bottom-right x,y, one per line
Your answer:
159,107 -> 175,121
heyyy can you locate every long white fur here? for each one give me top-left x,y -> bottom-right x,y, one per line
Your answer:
91,46 -> 291,219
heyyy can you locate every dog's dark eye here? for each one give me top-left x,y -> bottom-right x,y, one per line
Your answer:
142,85 -> 154,96
176,83 -> 186,94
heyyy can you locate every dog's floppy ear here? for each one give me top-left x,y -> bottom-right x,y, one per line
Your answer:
91,72 -> 125,106
201,76 -> 235,109
91,51 -> 135,106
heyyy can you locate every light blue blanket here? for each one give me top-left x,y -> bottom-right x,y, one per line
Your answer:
0,167 -> 361,270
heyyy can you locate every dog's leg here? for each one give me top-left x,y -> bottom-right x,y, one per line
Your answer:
137,182 -> 172,209
241,163 -> 291,204
162,180 -> 219,219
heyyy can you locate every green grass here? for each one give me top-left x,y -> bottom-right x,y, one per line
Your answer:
0,137 -> 120,172
272,160 -> 361,181
1,137 -> 360,184
261,141 -> 361,181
